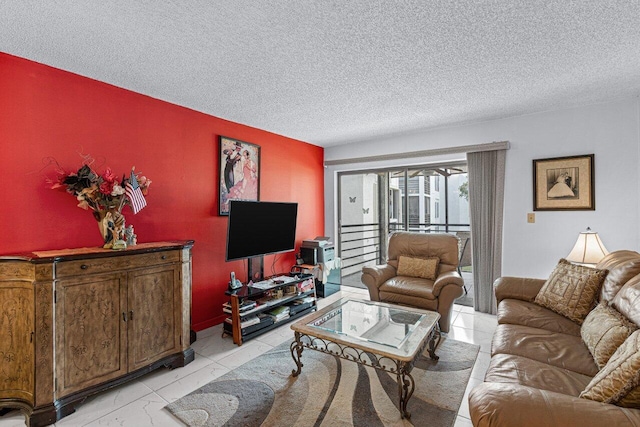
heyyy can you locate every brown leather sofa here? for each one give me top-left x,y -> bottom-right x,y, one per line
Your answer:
360,231 -> 464,333
469,250 -> 640,426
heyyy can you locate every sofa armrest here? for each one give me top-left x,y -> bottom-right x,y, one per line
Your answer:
470,382 -> 640,427
361,264 -> 396,300
433,271 -> 464,296
494,276 -> 546,304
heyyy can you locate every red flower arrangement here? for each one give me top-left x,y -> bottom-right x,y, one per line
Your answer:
46,155 -> 151,248
49,159 -> 151,217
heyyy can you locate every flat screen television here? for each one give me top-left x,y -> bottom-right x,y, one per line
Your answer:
226,200 -> 298,266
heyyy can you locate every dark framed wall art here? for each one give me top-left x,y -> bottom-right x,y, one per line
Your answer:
219,136 -> 260,215
533,154 -> 594,211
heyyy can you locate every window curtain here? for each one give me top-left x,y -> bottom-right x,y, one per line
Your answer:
467,149 -> 506,314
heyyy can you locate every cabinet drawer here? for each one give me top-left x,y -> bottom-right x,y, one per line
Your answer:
55,251 -> 180,277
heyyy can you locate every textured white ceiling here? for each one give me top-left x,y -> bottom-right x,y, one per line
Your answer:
2,1 -> 640,147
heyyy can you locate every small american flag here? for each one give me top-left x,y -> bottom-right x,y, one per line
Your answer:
125,170 -> 147,214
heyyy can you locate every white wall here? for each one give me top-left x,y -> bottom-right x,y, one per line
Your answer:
324,97 -> 640,279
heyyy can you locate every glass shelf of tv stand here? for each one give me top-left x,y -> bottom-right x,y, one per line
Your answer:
225,273 -> 317,345
226,273 -> 314,297
233,289 -> 316,318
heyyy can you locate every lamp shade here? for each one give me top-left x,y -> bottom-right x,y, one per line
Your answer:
566,227 -> 609,265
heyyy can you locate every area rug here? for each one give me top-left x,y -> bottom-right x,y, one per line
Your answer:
165,337 -> 479,426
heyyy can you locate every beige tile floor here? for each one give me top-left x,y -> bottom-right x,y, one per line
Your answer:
1,286 -> 496,426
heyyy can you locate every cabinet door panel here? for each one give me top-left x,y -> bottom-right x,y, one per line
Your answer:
0,283 -> 34,403
56,273 -> 127,397
127,265 -> 180,371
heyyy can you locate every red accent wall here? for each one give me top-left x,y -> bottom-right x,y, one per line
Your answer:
0,52 -> 325,331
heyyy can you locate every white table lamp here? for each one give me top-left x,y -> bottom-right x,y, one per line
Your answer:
566,227 -> 609,266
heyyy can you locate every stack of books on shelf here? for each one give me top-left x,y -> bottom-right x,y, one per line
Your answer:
267,306 -> 290,323
223,313 -> 274,335
222,300 -> 257,315
288,296 -> 315,315
224,314 -> 260,328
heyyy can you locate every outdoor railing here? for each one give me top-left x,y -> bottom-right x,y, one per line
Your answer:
339,223 -> 381,276
339,222 -> 470,277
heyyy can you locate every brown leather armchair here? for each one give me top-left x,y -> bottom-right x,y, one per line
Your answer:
361,231 -> 464,333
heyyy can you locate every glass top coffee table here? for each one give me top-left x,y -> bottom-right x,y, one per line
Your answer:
290,298 -> 441,419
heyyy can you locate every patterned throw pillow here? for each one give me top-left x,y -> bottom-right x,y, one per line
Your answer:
581,302 -> 638,369
534,259 -> 607,324
580,329 -> 640,407
396,256 -> 440,280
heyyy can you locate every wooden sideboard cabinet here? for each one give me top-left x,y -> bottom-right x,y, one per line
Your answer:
0,241 -> 194,427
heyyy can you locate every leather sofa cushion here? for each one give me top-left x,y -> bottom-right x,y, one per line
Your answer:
377,292 -> 438,312
397,255 -> 439,280
484,353 -> 593,396
470,382 -> 640,427
581,302 -> 638,369
581,330 -> 640,408
379,276 -> 436,300
491,324 -> 599,377
378,277 -> 438,311
596,250 -> 640,303
498,298 -> 581,336
535,259 -> 607,324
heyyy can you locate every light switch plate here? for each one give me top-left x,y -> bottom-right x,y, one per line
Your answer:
527,213 -> 535,223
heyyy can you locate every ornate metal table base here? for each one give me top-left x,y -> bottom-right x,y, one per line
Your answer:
290,324 -> 441,419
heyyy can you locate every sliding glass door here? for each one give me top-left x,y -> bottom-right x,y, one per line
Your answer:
338,163 -> 472,303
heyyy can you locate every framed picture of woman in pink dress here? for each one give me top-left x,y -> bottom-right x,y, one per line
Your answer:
533,154 -> 594,211
218,136 -> 260,215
